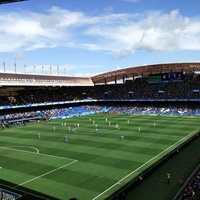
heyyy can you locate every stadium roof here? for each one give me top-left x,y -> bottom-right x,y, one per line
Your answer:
0,0 -> 26,4
91,62 -> 200,84
0,72 -> 94,86
0,62 -> 199,86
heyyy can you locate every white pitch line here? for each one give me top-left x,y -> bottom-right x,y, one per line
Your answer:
0,146 -> 40,154
14,160 -> 78,188
0,146 -> 77,161
92,128 -> 200,200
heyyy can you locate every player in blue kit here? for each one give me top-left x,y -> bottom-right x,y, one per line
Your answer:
121,135 -> 124,141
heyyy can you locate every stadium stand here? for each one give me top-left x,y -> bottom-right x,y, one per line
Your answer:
173,165 -> 200,200
0,71 -> 200,106
1,62 -> 200,199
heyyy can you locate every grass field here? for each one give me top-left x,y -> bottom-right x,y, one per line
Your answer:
0,113 -> 200,200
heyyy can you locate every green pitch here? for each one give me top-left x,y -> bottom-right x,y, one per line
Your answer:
0,113 -> 199,200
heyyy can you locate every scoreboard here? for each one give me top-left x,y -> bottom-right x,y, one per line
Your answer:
161,72 -> 184,82
148,72 -> 184,83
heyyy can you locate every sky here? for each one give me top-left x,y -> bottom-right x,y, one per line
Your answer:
0,0 -> 200,77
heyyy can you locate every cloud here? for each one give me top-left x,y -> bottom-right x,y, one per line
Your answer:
25,43 -> 57,51
80,9 -> 199,56
115,49 -> 133,59
0,7 -> 200,59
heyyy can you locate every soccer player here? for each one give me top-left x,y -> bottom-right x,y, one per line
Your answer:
37,133 -> 40,139
153,123 -> 156,127
115,124 -> 119,129
68,126 -> 71,132
127,120 -> 130,124
64,135 -> 67,142
95,128 -> 98,134
53,126 -> 56,131
167,173 -> 170,184
138,126 -> 141,132
121,135 -> 124,141
73,128 -> 77,134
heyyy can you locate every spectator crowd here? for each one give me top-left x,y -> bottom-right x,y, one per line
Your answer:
0,74 -> 200,106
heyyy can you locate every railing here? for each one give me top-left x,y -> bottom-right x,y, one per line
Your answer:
173,164 -> 200,200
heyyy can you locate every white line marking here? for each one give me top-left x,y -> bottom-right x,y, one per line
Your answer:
92,128 -> 200,200
0,145 -> 78,192
0,146 -> 39,154
14,160 -> 78,188
0,146 -> 76,161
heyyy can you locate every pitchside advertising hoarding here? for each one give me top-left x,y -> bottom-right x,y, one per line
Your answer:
0,188 -> 22,200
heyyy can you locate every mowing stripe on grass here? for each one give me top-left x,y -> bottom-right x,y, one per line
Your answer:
92,127 -> 200,200
14,160 -> 78,188
1,146 -> 79,188
1,146 -> 40,154
1,146 -> 77,161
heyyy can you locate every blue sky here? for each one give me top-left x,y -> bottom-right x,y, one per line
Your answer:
0,0 -> 200,76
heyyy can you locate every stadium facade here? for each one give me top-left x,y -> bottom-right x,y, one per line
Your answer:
0,62 -> 199,86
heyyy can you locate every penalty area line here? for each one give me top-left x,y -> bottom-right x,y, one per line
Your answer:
14,160 -> 78,188
0,146 -> 39,154
1,146 -> 77,161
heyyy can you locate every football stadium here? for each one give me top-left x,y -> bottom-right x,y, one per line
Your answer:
0,62 -> 200,200
1,1 -> 200,200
